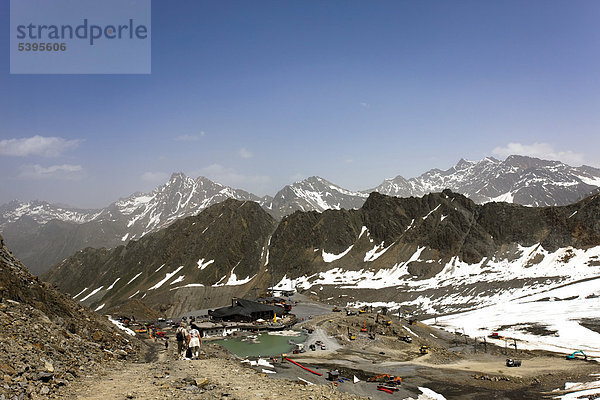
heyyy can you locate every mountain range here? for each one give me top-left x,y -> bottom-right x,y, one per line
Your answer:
43,189 -> 600,358
2,155 -> 600,275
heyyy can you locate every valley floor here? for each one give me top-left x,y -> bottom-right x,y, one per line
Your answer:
52,297 -> 600,400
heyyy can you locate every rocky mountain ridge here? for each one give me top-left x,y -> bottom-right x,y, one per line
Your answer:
262,176 -> 368,219
43,199 -> 278,317
371,155 -> 600,206
44,190 -> 600,324
3,155 -> 600,275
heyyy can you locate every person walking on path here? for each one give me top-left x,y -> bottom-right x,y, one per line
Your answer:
175,323 -> 188,360
188,326 -> 201,360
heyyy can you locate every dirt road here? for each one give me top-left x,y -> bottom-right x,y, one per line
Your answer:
305,327 -> 342,352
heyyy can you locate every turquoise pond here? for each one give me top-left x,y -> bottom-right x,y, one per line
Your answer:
214,332 -> 306,357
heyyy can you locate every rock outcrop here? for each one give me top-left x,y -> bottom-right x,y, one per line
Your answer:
0,233 -> 143,399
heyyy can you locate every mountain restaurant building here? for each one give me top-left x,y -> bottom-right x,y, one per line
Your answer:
209,298 -> 285,322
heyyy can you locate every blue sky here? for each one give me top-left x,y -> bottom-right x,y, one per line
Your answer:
1,0 -> 599,207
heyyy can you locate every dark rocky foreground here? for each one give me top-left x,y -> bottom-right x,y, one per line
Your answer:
0,233 -> 146,400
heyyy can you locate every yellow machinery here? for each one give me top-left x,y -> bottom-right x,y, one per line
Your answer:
348,327 -> 356,340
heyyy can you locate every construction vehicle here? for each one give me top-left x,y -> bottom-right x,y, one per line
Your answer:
488,332 -> 504,339
419,345 -> 429,355
332,306 -> 341,312
566,350 -> 588,360
360,321 -> 367,332
399,336 -> 412,343
506,358 -> 522,367
347,327 -> 356,341
368,374 -> 402,385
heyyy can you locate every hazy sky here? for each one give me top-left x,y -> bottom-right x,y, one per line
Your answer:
1,0 -> 599,208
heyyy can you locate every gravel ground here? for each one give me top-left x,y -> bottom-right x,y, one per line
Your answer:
304,328 -> 342,353
57,341 -> 367,400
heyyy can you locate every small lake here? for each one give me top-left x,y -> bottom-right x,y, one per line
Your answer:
214,331 -> 306,357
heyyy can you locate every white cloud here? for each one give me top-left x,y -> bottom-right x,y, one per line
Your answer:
18,164 -> 83,180
360,102 -> 371,109
492,142 -> 585,166
192,164 -> 270,188
0,135 -> 81,157
141,171 -> 169,183
175,132 -> 205,142
238,148 -> 253,159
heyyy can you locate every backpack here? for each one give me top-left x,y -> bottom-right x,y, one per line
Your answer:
176,328 -> 185,341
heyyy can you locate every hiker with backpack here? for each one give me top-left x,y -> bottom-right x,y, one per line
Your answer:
175,323 -> 188,360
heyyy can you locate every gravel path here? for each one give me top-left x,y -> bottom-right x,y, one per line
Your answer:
304,328 -> 342,352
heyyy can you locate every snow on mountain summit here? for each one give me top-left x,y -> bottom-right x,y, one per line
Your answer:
265,176 -> 368,218
108,173 -> 261,239
2,155 -> 600,275
372,155 -> 600,207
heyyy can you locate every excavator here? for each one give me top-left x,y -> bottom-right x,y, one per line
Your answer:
566,350 -> 588,360
348,327 -> 356,341
368,374 -> 402,385
361,321 -> 367,332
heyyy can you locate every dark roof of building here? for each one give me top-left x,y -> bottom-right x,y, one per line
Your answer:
257,297 -> 284,303
211,298 -> 284,319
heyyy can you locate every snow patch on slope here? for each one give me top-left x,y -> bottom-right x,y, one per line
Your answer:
322,245 -> 353,263
149,265 -> 185,290
197,258 -> 215,270
80,286 -> 103,302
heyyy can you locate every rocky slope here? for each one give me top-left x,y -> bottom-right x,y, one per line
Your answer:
0,233 -> 143,400
3,155 -> 600,275
46,190 -> 600,325
266,189 -> 600,291
44,199 -> 278,316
